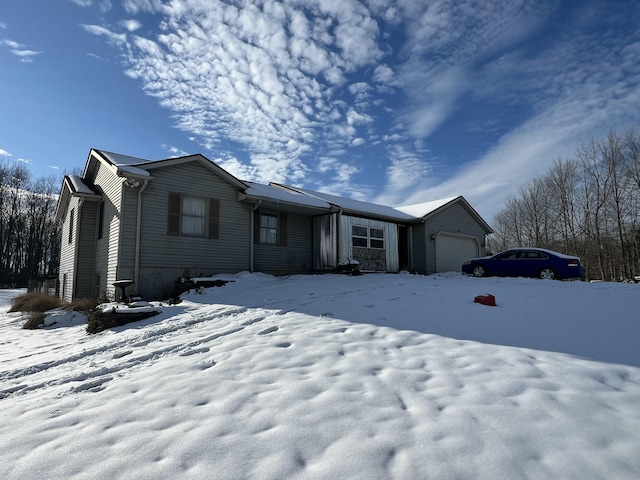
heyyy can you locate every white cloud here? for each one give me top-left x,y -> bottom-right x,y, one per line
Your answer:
2,39 -> 23,49
68,0 -> 93,6
0,148 -> 12,157
82,24 -> 127,46
10,49 -> 42,62
17,158 -> 32,164
75,0 -> 640,213
49,165 -> 60,170
119,19 -> 142,32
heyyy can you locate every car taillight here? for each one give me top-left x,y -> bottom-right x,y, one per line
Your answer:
568,261 -> 579,267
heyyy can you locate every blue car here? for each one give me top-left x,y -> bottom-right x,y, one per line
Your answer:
462,247 -> 585,280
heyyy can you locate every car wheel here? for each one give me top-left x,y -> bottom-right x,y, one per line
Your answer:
539,267 -> 556,280
472,265 -> 486,277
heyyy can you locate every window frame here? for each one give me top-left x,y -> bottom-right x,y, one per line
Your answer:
254,211 -> 287,247
180,195 -> 208,237
351,225 -> 385,250
68,208 -> 75,244
167,192 -> 219,239
259,212 -> 279,245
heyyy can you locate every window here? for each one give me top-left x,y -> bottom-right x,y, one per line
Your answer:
260,213 -> 278,244
181,195 -> 207,236
254,211 -> 287,246
167,193 -> 219,239
97,202 -> 104,240
69,208 -> 75,243
352,226 -> 368,247
351,225 -> 384,249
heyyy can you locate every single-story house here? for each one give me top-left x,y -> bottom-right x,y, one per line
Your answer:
55,149 -> 493,301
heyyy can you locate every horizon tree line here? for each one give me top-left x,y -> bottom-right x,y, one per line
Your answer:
0,160 -> 60,287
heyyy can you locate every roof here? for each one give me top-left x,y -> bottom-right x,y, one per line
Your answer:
398,196 -> 493,233
67,175 -> 97,195
242,181 -> 331,210
54,174 -> 102,221
271,183 -> 416,222
89,149 -> 247,190
94,150 -> 152,178
396,197 -> 458,217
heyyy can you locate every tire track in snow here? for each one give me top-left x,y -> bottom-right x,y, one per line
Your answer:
0,305 -> 279,400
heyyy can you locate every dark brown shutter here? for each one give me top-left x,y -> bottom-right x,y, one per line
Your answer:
279,213 -> 287,247
208,199 -> 220,239
167,192 -> 181,236
254,210 -> 261,244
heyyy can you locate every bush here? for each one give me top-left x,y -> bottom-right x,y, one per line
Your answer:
9,292 -> 61,313
87,309 -> 159,334
22,312 -> 45,330
68,297 -> 101,312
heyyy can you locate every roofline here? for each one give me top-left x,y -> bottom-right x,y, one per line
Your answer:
270,183 -> 418,224
237,191 -> 331,213
134,154 -> 248,191
422,196 -> 493,234
54,175 -> 102,221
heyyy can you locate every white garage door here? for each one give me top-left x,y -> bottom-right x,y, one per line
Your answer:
436,233 -> 478,273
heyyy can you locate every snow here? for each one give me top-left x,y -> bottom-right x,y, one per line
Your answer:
98,149 -> 152,177
243,182 -> 331,209
272,183 -> 417,221
1,274 -> 640,480
67,175 -> 96,195
396,197 -> 458,218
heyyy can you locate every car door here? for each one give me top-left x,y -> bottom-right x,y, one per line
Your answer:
493,250 -> 520,276
522,250 -> 549,277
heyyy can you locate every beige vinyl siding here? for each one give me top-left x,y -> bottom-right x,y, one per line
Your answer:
254,212 -> 313,274
58,196 -> 80,302
90,160 -> 125,300
137,162 -> 251,299
424,202 -> 488,274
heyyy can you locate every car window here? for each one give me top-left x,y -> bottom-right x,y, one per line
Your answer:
524,251 -> 548,259
499,251 -> 518,259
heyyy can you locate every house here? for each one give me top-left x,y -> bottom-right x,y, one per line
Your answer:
55,149 -> 492,301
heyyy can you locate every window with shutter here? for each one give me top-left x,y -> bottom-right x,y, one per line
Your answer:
167,193 -> 220,239
256,211 -> 286,246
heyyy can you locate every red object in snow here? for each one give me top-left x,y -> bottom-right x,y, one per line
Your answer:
474,294 -> 496,306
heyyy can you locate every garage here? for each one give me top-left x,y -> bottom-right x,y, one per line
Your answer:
435,232 -> 479,273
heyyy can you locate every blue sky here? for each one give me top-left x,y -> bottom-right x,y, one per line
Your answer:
1,0 -> 639,220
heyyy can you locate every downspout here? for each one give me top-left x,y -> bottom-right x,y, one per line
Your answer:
134,179 -> 149,292
250,200 -> 262,273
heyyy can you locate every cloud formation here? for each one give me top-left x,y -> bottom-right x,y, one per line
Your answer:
76,0 -> 640,218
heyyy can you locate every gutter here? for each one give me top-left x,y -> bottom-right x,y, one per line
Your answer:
250,200 -> 262,273
134,179 -> 149,292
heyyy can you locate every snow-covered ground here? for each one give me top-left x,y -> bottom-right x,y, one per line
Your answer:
1,273 -> 639,480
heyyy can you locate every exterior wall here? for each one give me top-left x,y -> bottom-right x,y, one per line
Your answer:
137,162 -> 252,299
74,201 -> 98,298
313,212 -> 338,271
410,224 -> 427,274
58,196 -> 80,303
254,211 -> 313,274
118,185 -> 139,283
423,202 -> 488,274
89,160 -> 125,300
338,215 -> 399,272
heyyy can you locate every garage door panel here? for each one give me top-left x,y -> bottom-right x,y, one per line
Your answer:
436,234 -> 478,272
